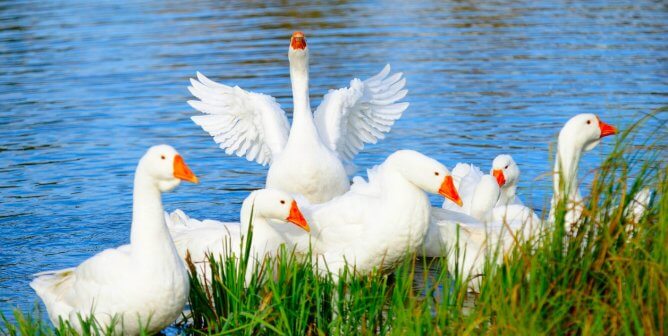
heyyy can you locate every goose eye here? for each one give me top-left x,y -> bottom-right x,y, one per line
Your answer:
586,120 -> 591,125
434,172 -> 440,176
280,200 -> 286,205
504,165 -> 509,169
161,155 -> 166,160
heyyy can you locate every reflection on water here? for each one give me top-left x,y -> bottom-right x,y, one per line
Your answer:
413,258 -> 477,315
1,0 -> 666,317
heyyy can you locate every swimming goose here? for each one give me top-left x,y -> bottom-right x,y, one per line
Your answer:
31,145 -> 198,334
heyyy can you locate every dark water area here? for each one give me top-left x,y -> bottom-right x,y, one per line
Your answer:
1,0 -> 666,318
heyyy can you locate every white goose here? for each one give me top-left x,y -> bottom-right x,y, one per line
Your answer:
424,114 -> 617,284
189,31 -> 409,204
30,145 -> 199,334
472,161 -> 540,237
281,150 -> 462,277
442,154 -> 522,212
550,113 -> 617,230
491,154 -> 523,206
166,189 -> 310,280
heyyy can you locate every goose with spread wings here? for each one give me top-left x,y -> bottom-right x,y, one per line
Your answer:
188,31 -> 409,203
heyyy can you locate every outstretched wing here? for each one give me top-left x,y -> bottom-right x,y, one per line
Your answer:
314,64 -> 409,161
189,72 -> 290,165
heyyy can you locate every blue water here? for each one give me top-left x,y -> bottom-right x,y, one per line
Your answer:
1,0 -> 666,318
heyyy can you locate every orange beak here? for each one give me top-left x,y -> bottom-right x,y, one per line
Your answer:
286,200 -> 310,232
173,155 -> 199,184
492,169 -> 506,187
597,116 -> 617,138
290,31 -> 307,50
438,175 -> 462,207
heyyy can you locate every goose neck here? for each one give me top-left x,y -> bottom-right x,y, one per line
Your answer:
553,140 -> 582,203
239,201 -> 284,253
381,167 -> 430,214
288,52 -> 318,140
130,168 -> 173,259
377,167 -> 432,249
240,204 -> 267,237
499,184 -> 517,204
470,176 -> 499,222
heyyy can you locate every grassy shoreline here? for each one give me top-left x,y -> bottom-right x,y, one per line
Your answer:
3,113 -> 666,335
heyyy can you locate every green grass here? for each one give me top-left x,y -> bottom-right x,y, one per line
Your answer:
3,112 -> 666,335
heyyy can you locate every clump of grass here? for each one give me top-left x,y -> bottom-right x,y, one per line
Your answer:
0,308 -> 123,336
184,234 -> 397,334
1,309 -> 54,336
3,112 -> 665,335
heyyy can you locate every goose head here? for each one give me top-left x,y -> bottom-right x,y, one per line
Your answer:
386,150 -> 463,206
289,31 -> 307,51
139,145 -> 198,192
243,189 -> 310,232
491,154 -> 519,188
288,31 -> 309,67
559,113 -> 617,153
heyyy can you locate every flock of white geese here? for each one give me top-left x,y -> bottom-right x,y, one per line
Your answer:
31,32 -> 627,334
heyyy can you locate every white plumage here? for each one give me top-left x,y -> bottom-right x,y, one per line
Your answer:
189,76 -> 290,166
314,65 -> 409,162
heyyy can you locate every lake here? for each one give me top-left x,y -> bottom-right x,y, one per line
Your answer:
1,0 -> 666,319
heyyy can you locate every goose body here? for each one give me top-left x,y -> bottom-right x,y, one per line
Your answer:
424,176 -> 539,259
282,150 -> 462,276
467,173 -> 541,236
30,145 -> 198,334
423,208 -> 512,281
166,189 -> 309,281
189,32 -> 409,203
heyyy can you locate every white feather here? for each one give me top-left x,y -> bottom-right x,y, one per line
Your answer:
189,72 -> 290,166
314,64 -> 409,161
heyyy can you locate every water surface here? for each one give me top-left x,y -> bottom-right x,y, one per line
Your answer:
1,0 -> 666,317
